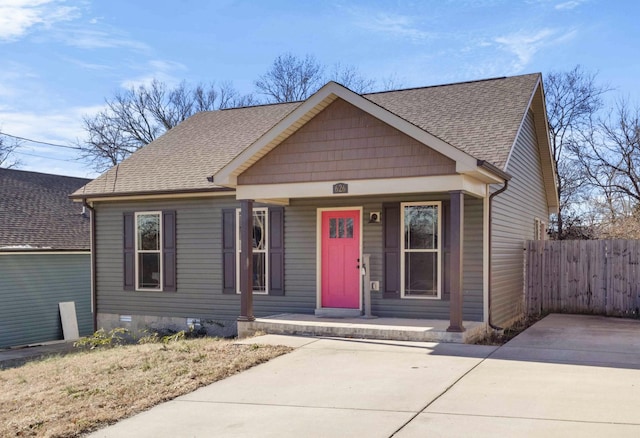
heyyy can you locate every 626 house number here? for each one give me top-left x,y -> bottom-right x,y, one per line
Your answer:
333,183 -> 348,194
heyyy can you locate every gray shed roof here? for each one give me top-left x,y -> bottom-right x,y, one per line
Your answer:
73,73 -> 541,198
0,168 -> 91,250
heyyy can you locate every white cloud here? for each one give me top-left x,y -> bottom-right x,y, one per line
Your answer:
0,0 -> 79,41
555,1 -> 584,10
494,28 -> 576,71
57,26 -> 149,51
0,104 -> 104,177
354,11 -> 432,43
120,60 -> 188,89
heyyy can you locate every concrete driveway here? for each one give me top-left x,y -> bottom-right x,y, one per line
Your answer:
90,314 -> 640,437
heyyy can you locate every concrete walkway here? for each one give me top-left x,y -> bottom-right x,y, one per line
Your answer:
89,314 -> 640,437
0,340 -> 76,369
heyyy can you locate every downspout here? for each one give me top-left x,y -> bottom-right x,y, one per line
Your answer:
82,199 -> 97,332
487,180 -> 509,331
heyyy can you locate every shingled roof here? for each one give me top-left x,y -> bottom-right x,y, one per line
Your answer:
0,168 -> 91,250
72,73 -> 542,198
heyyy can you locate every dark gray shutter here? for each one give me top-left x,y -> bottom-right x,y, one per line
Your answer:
269,207 -> 285,296
123,212 -> 135,290
163,210 -> 177,292
222,209 -> 236,294
383,203 -> 400,298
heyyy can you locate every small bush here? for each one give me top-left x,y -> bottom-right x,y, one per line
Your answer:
74,328 -> 130,350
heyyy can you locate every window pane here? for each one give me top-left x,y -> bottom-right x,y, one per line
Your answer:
253,211 -> 266,250
138,253 -> 160,289
137,214 -> 160,251
253,252 -> 266,292
404,205 -> 438,250
404,252 -> 437,297
346,218 -> 353,238
329,218 -> 337,238
338,218 -> 345,238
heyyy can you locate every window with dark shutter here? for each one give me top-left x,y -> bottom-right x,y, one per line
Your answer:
123,210 -> 177,292
223,206 -> 285,296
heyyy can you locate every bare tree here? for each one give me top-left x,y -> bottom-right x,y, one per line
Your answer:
255,53 -> 396,103
326,63 -> 376,93
80,80 -> 254,171
0,132 -> 21,168
544,66 -> 610,239
578,99 -> 640,213
255,53 -> 325,103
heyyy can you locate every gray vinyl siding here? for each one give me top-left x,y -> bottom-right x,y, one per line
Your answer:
96,190 -> 483,321
491,110 -> 549,326
266,194 -> 483,320
372,195 -> 484,321
95,197 -> 241,321
94,193 -> 484,323
0,253 -> 91,348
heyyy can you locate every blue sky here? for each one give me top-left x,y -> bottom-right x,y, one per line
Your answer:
1,0 -> 638,178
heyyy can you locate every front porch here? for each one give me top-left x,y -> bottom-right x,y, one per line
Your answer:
238,314 -> 488,344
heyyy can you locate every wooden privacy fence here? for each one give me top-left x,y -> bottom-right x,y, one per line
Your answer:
526,240 -> 640,316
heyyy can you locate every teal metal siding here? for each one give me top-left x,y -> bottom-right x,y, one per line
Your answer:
0,253 -> 91,348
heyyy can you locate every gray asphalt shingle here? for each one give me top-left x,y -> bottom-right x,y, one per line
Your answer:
0,168 -> 90,250
73,73 -> 540,198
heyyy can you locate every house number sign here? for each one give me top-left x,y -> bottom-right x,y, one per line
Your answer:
333,183 -> 348,194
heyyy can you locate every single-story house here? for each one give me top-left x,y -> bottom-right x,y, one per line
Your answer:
71,73 -> 558,341
0,168 -> 93,348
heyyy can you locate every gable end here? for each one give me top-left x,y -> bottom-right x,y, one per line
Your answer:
238,99 -> 456,185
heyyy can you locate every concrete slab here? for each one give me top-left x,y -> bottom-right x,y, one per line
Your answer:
506,313 -> 640,354
395,413 -> 640,438
89,401 -> 413,438
234,334 -> 320,348
90,314 -> 640,437
181,342 -> 488,412
297,337 -> 498,358
239,314 -> 487,343
424,357 -> 640,425
0,341 -> 77,369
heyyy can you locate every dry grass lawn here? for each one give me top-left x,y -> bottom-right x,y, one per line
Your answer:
0,338 -> 292,437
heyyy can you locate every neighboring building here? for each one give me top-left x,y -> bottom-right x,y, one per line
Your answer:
71,74 -> 558,339
0,168 -> 93,348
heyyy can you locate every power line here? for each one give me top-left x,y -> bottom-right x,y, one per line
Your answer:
13,150 -> 78,162
0,132 -> 82,150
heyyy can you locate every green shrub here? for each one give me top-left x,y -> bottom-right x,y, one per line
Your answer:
74,328 -> 129,350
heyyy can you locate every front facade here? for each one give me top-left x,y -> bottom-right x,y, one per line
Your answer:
72,74 -> 557,338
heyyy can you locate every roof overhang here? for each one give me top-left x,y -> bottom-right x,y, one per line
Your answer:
214,81 -> 504,189
70,187 -> 234,203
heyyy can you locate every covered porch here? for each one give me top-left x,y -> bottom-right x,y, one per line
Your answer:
238,313 -> 487,344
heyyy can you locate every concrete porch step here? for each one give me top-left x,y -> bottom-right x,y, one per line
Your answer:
238,314 -> 487,344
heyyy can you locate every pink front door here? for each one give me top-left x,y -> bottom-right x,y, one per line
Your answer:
321,209 -> 361,308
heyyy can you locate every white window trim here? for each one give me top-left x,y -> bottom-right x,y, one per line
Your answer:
400,201 -> 442,300
235,207 -> 269,295
134,211 -> 163,292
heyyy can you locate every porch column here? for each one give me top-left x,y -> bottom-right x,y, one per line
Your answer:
447,190 -> 465,332
238,199 -> 255,322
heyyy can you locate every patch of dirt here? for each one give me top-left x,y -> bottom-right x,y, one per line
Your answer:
475,314 -> 544,345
